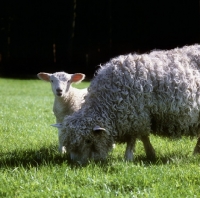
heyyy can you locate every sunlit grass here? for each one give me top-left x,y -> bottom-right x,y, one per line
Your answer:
0,78 -> 200,197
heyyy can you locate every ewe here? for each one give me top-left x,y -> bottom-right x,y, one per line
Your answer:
53,45 -> 200,164
37,71 -> 87,153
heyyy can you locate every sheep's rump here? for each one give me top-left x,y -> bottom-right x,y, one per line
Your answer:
86,45 -> 200,138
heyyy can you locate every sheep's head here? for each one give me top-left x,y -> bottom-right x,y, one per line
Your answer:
52,118 -> 113,165
37,72 -> 85,97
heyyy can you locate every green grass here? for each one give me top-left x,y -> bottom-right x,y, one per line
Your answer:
0,78 -> 200,197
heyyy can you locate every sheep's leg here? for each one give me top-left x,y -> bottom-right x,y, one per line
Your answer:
140,135 -> 156,161
193,136 -> 200,154
124,136 -> 137,161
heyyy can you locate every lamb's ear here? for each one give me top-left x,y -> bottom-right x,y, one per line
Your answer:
93,126 -> 110,136
51,123 -> 63,128
37,72 -> 51,82
71,73 -> 85,84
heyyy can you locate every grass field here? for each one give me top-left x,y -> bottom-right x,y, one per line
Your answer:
0,77 -> 200,197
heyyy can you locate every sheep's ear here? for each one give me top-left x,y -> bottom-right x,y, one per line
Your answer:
51,123 -> 63,128
93,126 -> 110,136
71,73 -> 85,84
37,72 -> 51,82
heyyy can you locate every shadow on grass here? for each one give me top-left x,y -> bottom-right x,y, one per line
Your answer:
71,151 -> 197,169
108,150 -> 195,166
0,145 -> 197,169
0,144 -> 73,169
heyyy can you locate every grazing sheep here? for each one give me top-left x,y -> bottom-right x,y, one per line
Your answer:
37,72 -> 87,153
54,44 -> 200,164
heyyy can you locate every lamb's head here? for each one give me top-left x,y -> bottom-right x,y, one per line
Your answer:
54,116 -> 114,164
37,72 -> 85,97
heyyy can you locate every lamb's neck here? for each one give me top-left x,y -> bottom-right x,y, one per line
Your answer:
55,93 -> 72,104
53,94 -> 73,121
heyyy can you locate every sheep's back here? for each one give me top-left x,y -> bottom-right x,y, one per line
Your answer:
86,45 -> 200,137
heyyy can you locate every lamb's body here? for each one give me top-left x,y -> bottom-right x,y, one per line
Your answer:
59,45 -> 200,164
37,72 -> 87,153
53,84 -> 87,123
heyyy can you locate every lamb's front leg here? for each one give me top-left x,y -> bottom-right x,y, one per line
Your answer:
58,128 -> 66,154
124,136 -> 137,161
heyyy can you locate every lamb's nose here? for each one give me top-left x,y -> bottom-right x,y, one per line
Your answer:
56,88 -> 62,96
56,88 -> 62,92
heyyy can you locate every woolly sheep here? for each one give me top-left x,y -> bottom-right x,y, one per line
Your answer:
55,44 -> 200,164
37,71 -> 87,153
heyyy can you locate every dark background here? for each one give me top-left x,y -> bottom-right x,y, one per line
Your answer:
0,0 -> 199,78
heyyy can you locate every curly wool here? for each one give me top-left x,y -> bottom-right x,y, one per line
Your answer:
78,45 -> 200,137
64,44 -> 200,142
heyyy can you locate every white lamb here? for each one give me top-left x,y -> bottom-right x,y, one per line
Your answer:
37,71 -> 87,153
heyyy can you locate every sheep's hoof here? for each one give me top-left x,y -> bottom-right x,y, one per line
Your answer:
145,148 -> 156,161
146,153 -> 156,162
124,152 -> 134,162
193,147 -> 200,155
193,138 -> 200,155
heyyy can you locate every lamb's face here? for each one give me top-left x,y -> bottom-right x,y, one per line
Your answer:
64,124 -> 113,165
37,72 -> 85,97
50,73 -> 71,97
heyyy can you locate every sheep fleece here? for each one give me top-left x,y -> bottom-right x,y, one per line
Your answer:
63,44 -> 200,160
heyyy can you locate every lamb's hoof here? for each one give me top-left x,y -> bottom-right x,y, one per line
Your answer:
61,146 -> 67,154
59,146 -> 67,154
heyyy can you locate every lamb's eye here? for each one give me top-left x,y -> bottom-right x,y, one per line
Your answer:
51,80 -> 53,83
85,139 -> 92,145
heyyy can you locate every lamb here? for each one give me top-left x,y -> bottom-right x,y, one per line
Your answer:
54,44 -> 200,164
37,71 -> 87,153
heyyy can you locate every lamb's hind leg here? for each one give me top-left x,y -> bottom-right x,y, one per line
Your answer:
140,135 -> 156,161
193,136 -> 200,154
